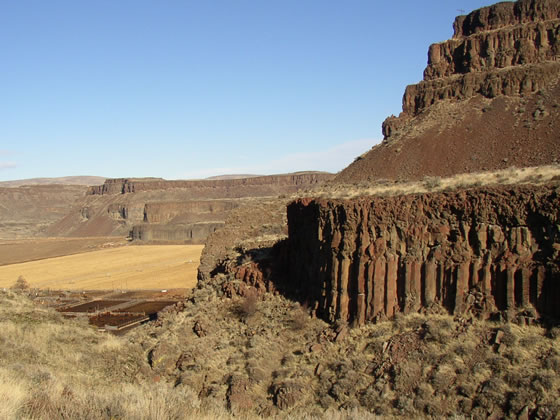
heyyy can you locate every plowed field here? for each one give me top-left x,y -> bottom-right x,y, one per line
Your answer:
0,245 -> 203,290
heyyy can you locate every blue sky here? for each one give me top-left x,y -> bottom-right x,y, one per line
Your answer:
0,0 -> 499,181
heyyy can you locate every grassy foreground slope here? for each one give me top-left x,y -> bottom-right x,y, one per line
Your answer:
0,290 -> 224,420
0,290 -> 380,419
0,245 -> 203,290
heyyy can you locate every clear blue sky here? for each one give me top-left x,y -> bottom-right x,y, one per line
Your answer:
0,0 -> 499,181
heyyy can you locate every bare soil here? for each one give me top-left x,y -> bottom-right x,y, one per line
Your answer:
0,237 -> 127,266
89,312 -> 148,327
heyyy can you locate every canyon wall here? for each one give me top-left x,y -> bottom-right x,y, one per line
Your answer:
88,173 -> 334,196
143,200 -> 240,223
49,172 -> 333,241
287,185 -> 560,325
130,222 -> 224,243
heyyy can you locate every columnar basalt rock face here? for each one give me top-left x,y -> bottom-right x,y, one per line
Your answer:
107,203 -> 129,220
402,61 -> 560,116
452,0 -> 560,39
287,185 -> 560,325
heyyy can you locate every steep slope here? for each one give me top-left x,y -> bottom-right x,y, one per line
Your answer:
337,0 -> 560,182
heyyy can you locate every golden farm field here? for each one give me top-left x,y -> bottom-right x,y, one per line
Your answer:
0,244 -> 203,290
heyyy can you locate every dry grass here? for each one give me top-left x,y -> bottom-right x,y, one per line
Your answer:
2,285 -> 559,418
0,244 -> 203,290
303,164 -> 560,199
0,289 -> 379,420
0,290 -> 233,420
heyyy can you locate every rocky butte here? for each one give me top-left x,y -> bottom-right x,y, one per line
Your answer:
337,0 -> 560,182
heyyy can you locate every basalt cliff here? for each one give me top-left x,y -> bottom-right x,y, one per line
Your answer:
337,0 -> 560,182
287,184 -> 560,326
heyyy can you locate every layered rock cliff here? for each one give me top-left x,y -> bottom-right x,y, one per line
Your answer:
130,222 -> 224,243
143,200 -> 240,224
287,184 -> 560,325
337,0 -> 560,182
88,173 -> 333,196
48,172 -> 333,242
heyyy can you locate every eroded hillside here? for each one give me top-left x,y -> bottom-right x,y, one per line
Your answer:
0,185 -> 88,239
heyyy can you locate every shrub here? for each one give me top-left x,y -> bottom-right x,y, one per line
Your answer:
11,276 -> 29,291
234,294 -> 258,321
290,308 -> 308,331
423,176 -> 442,190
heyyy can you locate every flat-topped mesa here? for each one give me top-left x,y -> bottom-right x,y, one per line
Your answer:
87,173 -> 334,196
287,185 -> 560,326
382,0 -> 560,136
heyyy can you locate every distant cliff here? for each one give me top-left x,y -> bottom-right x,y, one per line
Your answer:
87,173 -> 333,196
48,172 -> 334,242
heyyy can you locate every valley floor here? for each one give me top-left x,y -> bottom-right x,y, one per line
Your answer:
0,243 -> 203,290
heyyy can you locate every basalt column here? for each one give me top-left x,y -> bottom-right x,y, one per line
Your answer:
287,185 -> 560,325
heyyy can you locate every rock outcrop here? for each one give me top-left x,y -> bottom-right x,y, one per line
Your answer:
394,0 -> 560,124
337,0 -> 560,182
287,184 -> 560,325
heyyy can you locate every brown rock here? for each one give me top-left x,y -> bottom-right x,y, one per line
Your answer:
309,343 -> 323,353
518,405 -> 530,420
274,382 -> 304,410
493,330 -> 504,344
193,320 -> 206,337
334,326 -> 348,342
226,375 -> 253,413
336,0 -> 560,184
